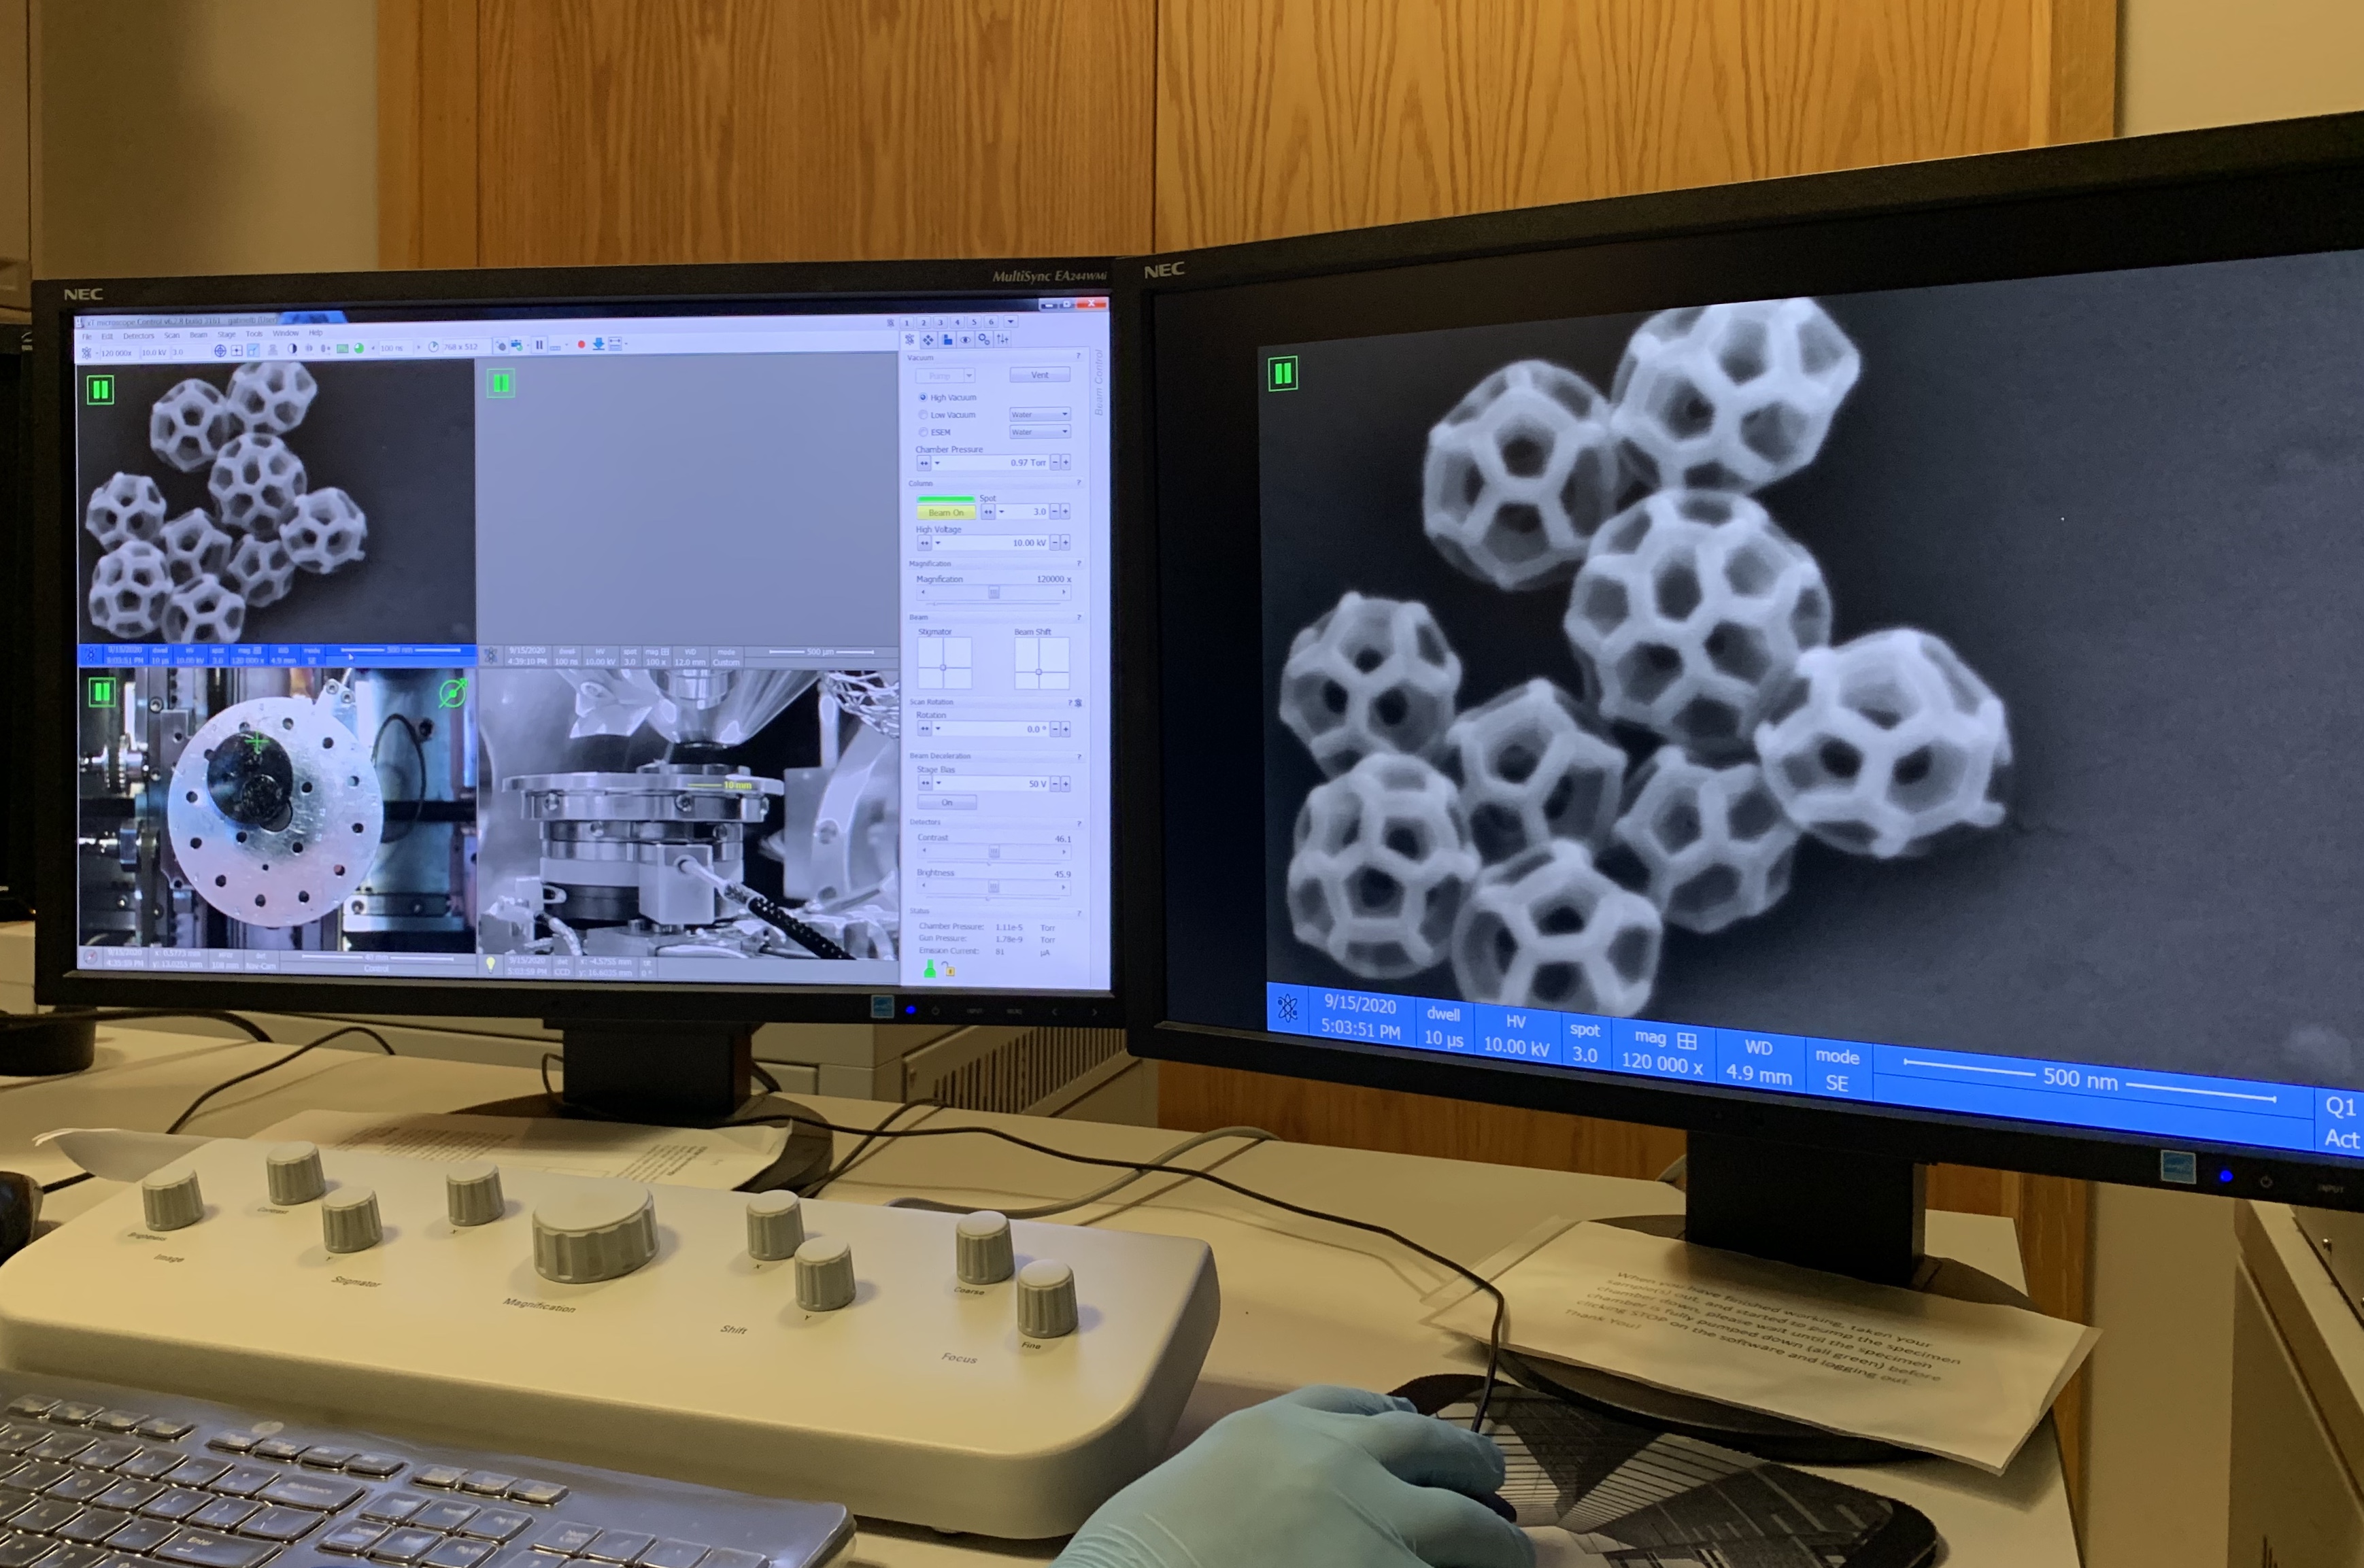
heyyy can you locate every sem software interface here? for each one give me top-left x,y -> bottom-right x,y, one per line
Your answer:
70,296 -> 1113,993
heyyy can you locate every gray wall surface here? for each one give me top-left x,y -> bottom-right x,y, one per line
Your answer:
473,352 -> 900,647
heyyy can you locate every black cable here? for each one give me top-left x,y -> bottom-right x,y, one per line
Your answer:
752,1061 -> 781,1095
164,1025 -> 397,1135
740,889 -> 854,961
809,1100 -> 941,1191
371,713 -> 430,843
540,1052 -> 561,1100
0,1008 -> 273,1043
38,1172 -> 91,1195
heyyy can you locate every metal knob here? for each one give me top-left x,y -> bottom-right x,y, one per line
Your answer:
956,1211 -> 1015,1285
265,1142 -> 325,1206
446,1161 -> 505,1227
141,1163 -> 204,1232
532,1181 -> 657,1283
747,1191 -> 805,1261
794,1237 -> 856,1312
1016,1259 -> 1079,1340
322,1187 -> 382,1254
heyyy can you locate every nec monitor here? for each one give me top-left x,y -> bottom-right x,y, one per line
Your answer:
1122,113 -> 2364,1272
36,261 -> 1117,1030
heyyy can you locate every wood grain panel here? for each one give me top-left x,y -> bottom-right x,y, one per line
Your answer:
377,0 -> 479,269
474,0 -> 1155,269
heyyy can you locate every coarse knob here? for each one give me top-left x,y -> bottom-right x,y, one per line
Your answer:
446,1161 -> 505,1227
532,1180 -> 657,1283
265,1142 -> 325,1206
746,1191 -> 805,1261
1016,1259 -> 1079,1340
956,1211 -> 1015,1285
141,1163 -> 204,1232
322,1187 -> 383,1254
794,1237 -> 856,1312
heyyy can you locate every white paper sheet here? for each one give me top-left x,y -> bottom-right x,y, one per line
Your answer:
1428,1219 -> 2099,1473
250,1110 -> 789,1189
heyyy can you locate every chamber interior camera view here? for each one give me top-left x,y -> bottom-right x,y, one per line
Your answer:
71,296 -> 1114,993
1234,248 -> 2364,1163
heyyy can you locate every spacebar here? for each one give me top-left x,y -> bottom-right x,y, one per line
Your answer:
155,1529 -> 277,1568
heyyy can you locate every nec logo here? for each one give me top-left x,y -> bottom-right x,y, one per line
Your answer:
1142,261 -> 1185,279
63,287 -> 102,301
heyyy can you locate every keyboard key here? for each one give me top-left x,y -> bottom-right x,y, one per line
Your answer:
14,1499 -> 84,1533
503,1483 -> 567,1509
583,1533 -> 653,1564
235,1507 -> 317,1543
322,1522 -> 388,1555
632,1541 -> 707,1568
116,1453 -> 181,1482
414,1469 -> 465,1492
4,1471 -> 65,1497
457,1512 -> 530,1544
699,1550 -> 769,1568
41,1546 -> 105,1568
369,1527 -> 444,1564
90,1486 -> 160,1515
458,1475 -> 514,1499
200,1440 -> 252,1459
533,1524 -> 599,1556
411,1502 -> 477,1533
76,1443 -> 143,1475
44,1408 -> 101,1431
0,1488 -> 35,1521
102,1518 -> 175,1554
184,1502 -> 255,1534
359,1497 -> 426,1526
4,1403 -> 54,1422
82,1418 -> 138,1438
161,1464 -> 226,1492
300,1448 -> 357,1472
201,1469 -> 273,1501
492,1551 -> 569,1568
41,1477 -> 111,1505
246,1443 -> 301,1465
135,1490 -> 210,1522
425,1539 -> 494,1568
258,1475 -> 362,1512
132,1421 -> 192,1444
25,1438 -> 89,1465
0,1531 -> 50,1568
154,1527 -> 273,1568
0,1429 -> 43,1458
52,1510 -> 126,1546
346,1456 -> 405,1481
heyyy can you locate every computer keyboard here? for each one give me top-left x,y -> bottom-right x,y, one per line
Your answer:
0,1373 -> 850,1568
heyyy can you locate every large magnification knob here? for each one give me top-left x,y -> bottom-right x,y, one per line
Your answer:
533,1181 -> 658,1284
956,1211 -> 1015,1285
747,1191 -> 805,1262
265,1142 -> 326,1206
141,1163 -> 204,1232
1016,1259 -> 1079,1340
446,1161 -> 505,1227
322,1187 -> 383,1254
794,1238 -> 856,1312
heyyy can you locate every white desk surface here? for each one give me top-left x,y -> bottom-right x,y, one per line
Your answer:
0,1026 -> 2077,1566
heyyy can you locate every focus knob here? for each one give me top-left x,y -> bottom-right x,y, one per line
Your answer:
794,1237 -> 856,1312
322,1187 -> 382,1254
533,1181 -> 657,1283
956,1211 -> 1015,1285
141,1163 -> 203,1232
747,1191 -> 805,1261
446,1161 -> 505,1227
1016,1259 -> 1079,1340
265,1142 -> 325,1206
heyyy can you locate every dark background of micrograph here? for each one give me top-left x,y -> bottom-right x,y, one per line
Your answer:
75,359 -> 476,643
1259,249 -> 2364,1087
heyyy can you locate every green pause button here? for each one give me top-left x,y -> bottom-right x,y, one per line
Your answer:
486,367 -> 518,398
1267,355 -> 1299,392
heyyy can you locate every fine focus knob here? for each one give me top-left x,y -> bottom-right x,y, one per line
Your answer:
265,1142 -> 326,1206
532,1181 -> 658,1284
1016,1259 -> 1079,1340
794,1237 -> 856,1312
747,1191 -> 805,1262
446,1161 -> 505,1227
956,1211 -> 1015,1285
141,1163 -> 204,1232
322,1187 -> 382,1254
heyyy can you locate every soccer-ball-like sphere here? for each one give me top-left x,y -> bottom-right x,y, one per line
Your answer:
158,509 -> 233,586
87,541 -> 172,638
1440,677 -> 1625,864
209,432 -> 308,536
1451,840 -> 1661,1016
226,360 -> 318,435
162,574 -> 247,644
1422,360 -> 1621,591
1600,751 -> 1800,934
85,473 -> 167,551
1755,628 -> 2012,859
282,488 -> 368,574
224,534 -> 297,609
1279,592 -> 1463,777
149,379 -> 238,474
1610,299 -> 1861,493
1562,490 -> 1831,756
1288,753 -> 1480,979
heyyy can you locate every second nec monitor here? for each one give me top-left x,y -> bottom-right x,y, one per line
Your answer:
72,289 -> 1113,997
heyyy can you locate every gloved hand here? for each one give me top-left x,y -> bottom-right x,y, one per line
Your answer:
1055,1384 -> 1533,1568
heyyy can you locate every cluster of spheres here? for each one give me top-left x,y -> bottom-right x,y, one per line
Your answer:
85,362 -> 369,643
1280,299 -> 2012,1016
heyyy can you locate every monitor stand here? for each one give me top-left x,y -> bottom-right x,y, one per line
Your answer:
463,1019 -> 835,1193
1541,1129 -> 2033,1465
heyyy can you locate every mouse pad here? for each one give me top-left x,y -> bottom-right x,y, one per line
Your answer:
1394,1374 -> 1938,1568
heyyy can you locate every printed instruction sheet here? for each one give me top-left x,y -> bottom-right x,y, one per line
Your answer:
252,1109 -> 789,1189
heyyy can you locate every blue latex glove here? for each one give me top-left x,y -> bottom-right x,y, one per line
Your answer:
1055,1385 -> 1532,1568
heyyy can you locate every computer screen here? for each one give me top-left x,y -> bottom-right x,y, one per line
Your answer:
1133,129 -> 2364,1180
54,273 -> 1114,1014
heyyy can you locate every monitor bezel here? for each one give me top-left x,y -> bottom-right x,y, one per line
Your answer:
35,256 -> 1124,1026
1116,111 -> 2364,1206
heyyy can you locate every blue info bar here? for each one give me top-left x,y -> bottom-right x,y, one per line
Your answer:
81,643 -> 479,669
1264,981 -> 2338,1161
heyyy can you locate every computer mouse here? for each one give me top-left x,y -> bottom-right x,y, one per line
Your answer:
0,1173 -> 42,1264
